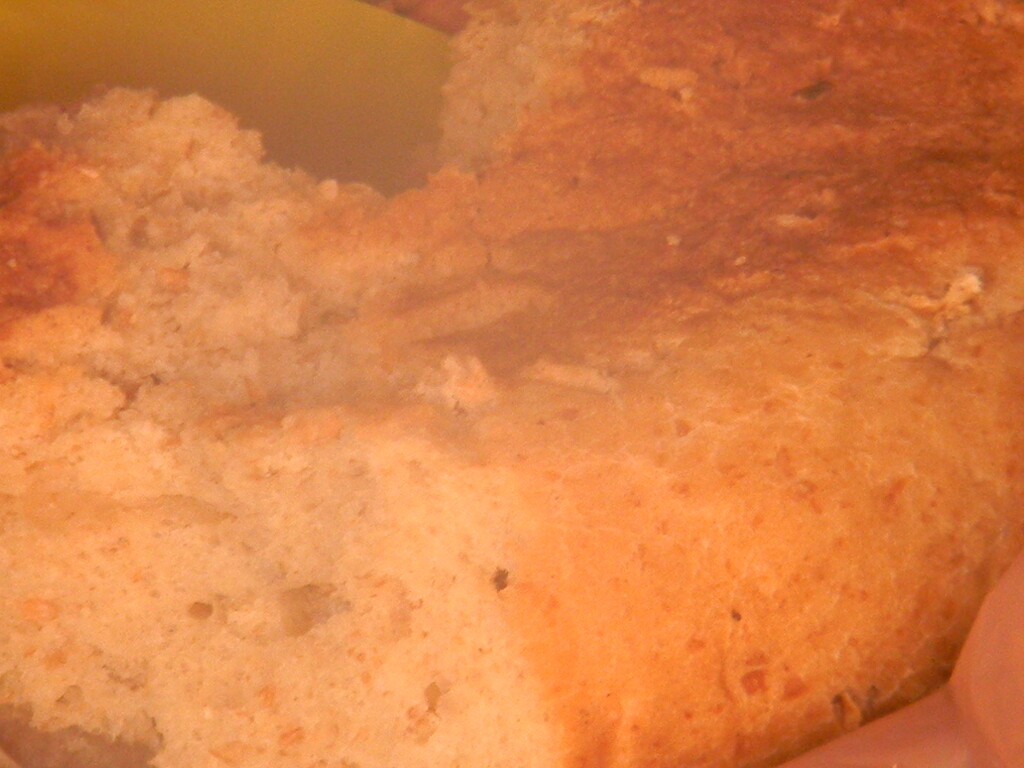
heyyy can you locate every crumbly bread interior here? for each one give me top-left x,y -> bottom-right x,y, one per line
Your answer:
0,91 -> 556,768
2,1 -> 1024,768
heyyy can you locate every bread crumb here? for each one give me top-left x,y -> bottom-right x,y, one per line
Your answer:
522,359 -> 619,394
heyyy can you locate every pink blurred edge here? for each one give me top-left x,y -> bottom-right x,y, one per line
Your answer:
777,552 -> 1024,768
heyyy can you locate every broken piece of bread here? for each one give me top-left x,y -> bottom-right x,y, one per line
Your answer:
2,1 -> 1024,767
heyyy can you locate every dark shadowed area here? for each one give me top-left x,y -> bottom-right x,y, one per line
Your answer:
0,707 -> 157,768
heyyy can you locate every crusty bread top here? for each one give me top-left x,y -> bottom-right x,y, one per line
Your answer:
2,1 -> 1024,767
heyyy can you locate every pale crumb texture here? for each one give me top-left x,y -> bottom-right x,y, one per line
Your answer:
2,1 -> 1024,768
439,0 -> 622,168
0,90 -> 553,768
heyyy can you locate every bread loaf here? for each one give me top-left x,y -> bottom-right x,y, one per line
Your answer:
2,1 -> 1024,767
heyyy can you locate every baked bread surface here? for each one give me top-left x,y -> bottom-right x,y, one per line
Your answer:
2,1 -> 1024,767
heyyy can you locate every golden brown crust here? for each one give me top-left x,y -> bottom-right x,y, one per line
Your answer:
0,149 -> 118,332
333,1 -> 1024,764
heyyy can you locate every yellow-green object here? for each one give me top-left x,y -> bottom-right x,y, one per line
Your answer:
0,0 -> 451,192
